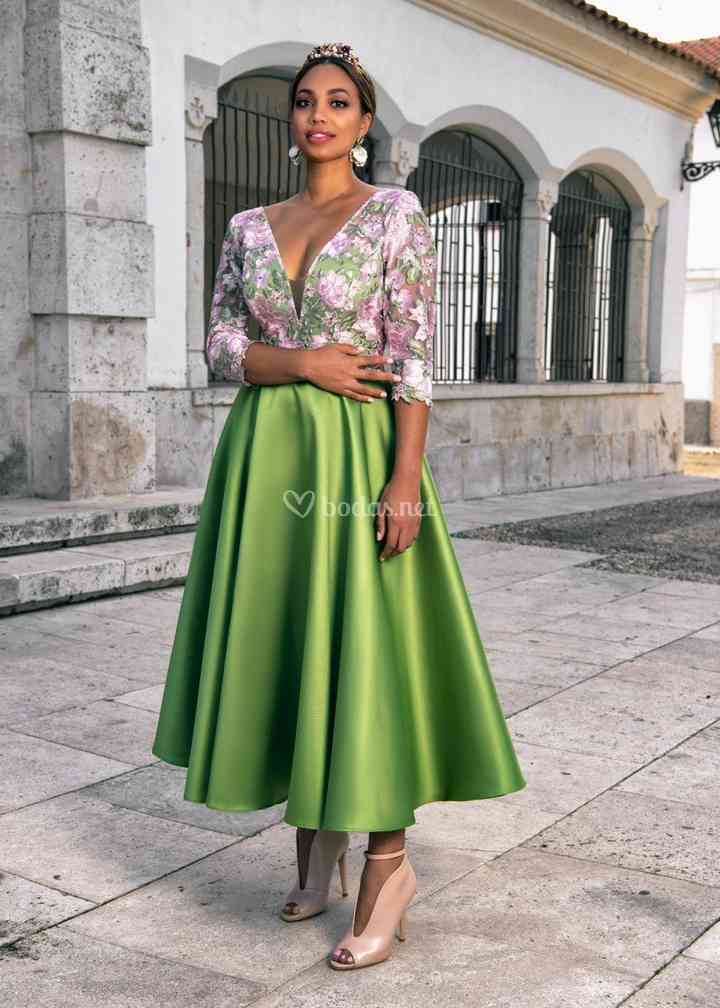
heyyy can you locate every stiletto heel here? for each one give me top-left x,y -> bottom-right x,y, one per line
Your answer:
328,847 -> 417,970
338,849 -> 348,896
280,829 -> 350,922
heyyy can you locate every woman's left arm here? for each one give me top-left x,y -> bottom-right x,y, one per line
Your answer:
377,190 -> 437,561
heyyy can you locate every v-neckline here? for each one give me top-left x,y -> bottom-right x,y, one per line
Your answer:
259,188 -> 386,324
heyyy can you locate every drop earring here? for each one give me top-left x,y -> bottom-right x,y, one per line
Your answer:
288,143 -> 303,166
349,135 -> 368,167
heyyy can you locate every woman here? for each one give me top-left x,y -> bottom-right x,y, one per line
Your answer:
152,41 -> 527,972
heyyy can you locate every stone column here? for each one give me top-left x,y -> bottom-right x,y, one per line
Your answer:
371,137 -> 420,188
25,0 -> 155,498
623,209 -> 657,383
516,181 -> 558,384
1,1 -> 33,496
185,57 -> 220,390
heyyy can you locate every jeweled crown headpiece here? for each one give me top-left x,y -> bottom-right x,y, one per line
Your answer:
304,42 -> 368,78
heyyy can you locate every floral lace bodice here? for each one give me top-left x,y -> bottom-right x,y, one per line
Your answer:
206,186 -> 437,407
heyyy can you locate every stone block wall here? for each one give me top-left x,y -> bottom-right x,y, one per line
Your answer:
711,345 -> 720,448
685,400 -> 710,445
154,382 -> 684,502
424,383 -> 683,500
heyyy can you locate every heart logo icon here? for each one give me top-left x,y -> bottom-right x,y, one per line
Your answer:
283,489 -> 315,518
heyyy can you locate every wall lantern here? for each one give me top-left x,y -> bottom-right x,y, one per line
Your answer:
681,99 -> 720,187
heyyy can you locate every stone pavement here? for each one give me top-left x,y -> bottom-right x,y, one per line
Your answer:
2,473 -> 720,1006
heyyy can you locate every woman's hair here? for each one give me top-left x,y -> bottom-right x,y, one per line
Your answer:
288,55 -> 376,125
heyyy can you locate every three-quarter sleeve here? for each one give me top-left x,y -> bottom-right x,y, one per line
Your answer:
381,189 -> 437,407
206,214 -> 255,386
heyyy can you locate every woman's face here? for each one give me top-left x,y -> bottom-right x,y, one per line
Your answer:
291,62 -> 372,164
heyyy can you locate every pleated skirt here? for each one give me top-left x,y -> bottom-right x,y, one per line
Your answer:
151,379 -> 527,830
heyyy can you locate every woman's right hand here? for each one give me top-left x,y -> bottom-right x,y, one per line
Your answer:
301,344 -> 401,402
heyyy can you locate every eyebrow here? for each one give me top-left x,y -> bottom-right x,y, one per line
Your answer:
296,87 -> 351,96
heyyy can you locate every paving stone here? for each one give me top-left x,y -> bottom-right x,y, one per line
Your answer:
0,792 -> 235,901
72,592 -> 181,630
463,572 -> 547,594
0,871 -> 94,947
486,627 -> 649,664
467,600 -> 552,633
408,847 -> 720,974
473,577 -> 640,616
615,728 -> 720,809
621,954 -> 720,1006
523,789 -> 720,887
111,684 -> 164,712
644,579 -> 720,604
449,538 -> 517,557
0,926 -> 263,1006
509,661 -> 720,762
11,700 -> 160,766
85,762 -> 285,837
0,632 -> 169,684
684,919 -> 720,965
0,728 -> 133,813
11,608 -> 175,654
0,656 -> 141,724
456,544 -> 604,578
145,586 -> 184,601
638,636 -> 720,673
585,592 -> 720,631
492,676 -> 561,714
524,566 -> 665,596
247,935 -> 647,1008
693,622 -> 720,642
64,828 -> 488,986
485,649 -> 607,689
539,614 -> 689,649
411,741 -> 635,852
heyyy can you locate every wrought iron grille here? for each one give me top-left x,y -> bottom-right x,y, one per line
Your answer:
203,80 -> 374,336
544,169 -> 630,382
407,129 -> 523,383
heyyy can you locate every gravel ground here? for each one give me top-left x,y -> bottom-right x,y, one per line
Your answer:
452,486 -> 720,584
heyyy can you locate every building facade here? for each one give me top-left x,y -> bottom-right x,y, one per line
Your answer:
3,0 -> 720,501
678,40 -> 720,447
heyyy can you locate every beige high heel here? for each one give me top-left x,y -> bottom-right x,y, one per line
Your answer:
328,847 -> 416,970
280,829 -> 350,922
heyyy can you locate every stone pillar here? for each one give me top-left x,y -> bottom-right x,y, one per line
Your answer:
25,0 -> 155,498
185,57 -> 220,390
0,1 -> 33,496
516,181 -> 558,384
372,137 -> 420,188
711,344 -> 720,447
623,209 -> 657,383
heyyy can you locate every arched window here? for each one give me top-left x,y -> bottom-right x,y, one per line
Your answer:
545,169 -> 630,381
407,129 -> 523,383
203,75 -> 374,339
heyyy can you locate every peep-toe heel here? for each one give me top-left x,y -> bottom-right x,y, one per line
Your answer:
328,846 -> 416,970
280,829 -> 350,922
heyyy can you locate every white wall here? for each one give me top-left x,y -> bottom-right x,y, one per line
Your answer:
605,0 -> 720,401
686,115 -> 720,272
140,0 -> 694,388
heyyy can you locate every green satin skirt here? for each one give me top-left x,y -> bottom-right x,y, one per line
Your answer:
151,379 -> 527,831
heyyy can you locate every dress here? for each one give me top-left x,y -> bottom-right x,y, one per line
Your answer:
151,186 -> 527,831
